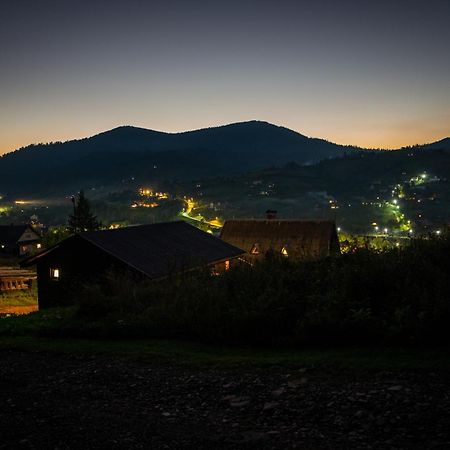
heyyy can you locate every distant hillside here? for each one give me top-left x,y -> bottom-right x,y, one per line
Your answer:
0,121 -> 352,196
0,120 -> 448,197
174,147 -> 450,233
421,137 -> 450,151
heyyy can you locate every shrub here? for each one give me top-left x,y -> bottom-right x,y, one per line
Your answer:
68,236 -> 450,346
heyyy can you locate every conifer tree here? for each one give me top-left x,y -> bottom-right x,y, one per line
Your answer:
68,190 -> 100,233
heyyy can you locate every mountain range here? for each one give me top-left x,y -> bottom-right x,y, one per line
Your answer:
0,121 -> 449,197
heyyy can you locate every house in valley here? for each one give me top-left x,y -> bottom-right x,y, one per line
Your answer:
21,221 -> 245,309
0,225 -> 42,257
220,218 -> 340,262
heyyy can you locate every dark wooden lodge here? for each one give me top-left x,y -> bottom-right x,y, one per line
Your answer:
21,221 -> 245,309
220,219 -> 340,262
0,225 -> 42,257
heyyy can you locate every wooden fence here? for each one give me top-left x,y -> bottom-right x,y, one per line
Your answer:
0,267 -> 37,291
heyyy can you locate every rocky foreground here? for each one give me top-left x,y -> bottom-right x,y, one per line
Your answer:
0,350 -> 449,449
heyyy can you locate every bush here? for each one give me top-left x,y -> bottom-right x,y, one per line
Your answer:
68,236 -> 450,346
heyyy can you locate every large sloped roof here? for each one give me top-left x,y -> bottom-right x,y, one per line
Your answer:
0,225 -> 39,245
23,221 -> 244,278
220,219 -> 339,260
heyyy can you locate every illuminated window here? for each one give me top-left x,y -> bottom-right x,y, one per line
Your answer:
21,245 -> 29,254
225,260 -> 230,270
36,243 -> 42,249
281,245 -> 288,257
250,243 -> 260,255
50,268 -> 60,280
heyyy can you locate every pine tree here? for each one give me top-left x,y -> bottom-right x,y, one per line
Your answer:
68,190 -> 100,233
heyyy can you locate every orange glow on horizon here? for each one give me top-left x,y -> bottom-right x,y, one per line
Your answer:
0,119 -> 449,155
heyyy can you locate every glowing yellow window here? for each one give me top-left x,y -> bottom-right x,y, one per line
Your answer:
50,268 -> 60,280
281,246 -> 288,257
250,243 -> 260,255
225,260 -> 230,270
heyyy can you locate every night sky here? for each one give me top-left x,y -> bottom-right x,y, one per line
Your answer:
1,0 -> 449,154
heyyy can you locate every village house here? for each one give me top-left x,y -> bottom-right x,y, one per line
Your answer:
0,224 -> 42,257
220,216 -> 340,262
21,221 -> 245,309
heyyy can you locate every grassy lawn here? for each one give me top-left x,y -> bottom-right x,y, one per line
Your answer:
0,335 -> 449,370
0,289 -> 38,307
1,306 -> 449,371
0,310 -> 448,370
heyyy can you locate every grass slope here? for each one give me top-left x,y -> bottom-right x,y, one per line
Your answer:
1,335 -> 449,371
0,307 -> 449,370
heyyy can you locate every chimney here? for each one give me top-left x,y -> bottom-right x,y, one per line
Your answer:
266,209 -> 277,220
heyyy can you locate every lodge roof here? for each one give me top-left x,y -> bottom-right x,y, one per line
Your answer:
22,221 -> 245,278
0,225 -> 40,245
220,219 -> 340,260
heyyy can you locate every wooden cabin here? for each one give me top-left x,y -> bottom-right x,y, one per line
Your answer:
21,221 -> 245,309
220,219 -> 340,262
0,225 -> 42,257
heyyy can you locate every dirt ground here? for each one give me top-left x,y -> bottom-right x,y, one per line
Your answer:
0,305 -> 38,315
0,350 -> 449,449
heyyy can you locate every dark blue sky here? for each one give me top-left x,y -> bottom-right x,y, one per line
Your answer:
1,0 -> 449,153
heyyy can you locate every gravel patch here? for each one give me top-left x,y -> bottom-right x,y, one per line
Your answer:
0,350 -> 449,449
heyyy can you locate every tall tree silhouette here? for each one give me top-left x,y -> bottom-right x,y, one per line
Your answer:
68,190 -> 100,233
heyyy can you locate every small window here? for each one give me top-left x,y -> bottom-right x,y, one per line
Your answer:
281,245 -> 288,257
36,243 -> 42,249
225,260 -> 230,270
50,268 -> 60,280
250,243 -> 260,255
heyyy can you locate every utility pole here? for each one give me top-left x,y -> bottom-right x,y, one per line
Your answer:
71,195 -> 77,233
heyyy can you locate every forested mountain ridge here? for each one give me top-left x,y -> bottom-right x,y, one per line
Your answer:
0,120 -> 448,197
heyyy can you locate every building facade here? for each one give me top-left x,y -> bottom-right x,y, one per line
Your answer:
220,219 -> 340,262
0,225 -> 42,257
